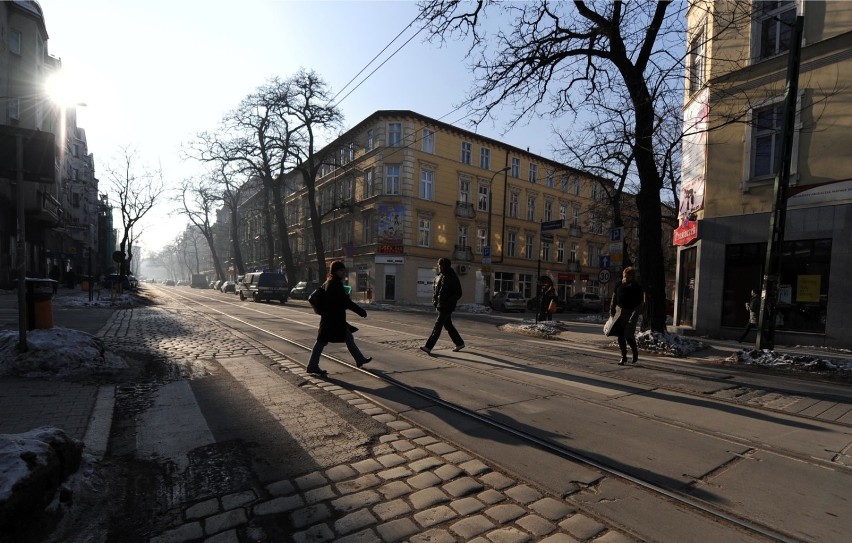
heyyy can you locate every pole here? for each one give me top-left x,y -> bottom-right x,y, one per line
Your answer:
486,166 -> 510,302
756,15 -> 803,351
15,134 -> 27,352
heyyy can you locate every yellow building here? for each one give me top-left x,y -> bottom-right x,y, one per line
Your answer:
284,110 -> 613,307
677,1 -> 852,345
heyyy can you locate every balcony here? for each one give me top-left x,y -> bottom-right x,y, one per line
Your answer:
455,201 -> 476,219
454,245 -> 473,262
569,225 -> 582,237
25,189 -> 61,224
567,261 -> 581,272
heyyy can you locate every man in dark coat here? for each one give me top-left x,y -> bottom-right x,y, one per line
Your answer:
421,257 -> 465,354
610,266 -> 644,365
306,261 -> 371,376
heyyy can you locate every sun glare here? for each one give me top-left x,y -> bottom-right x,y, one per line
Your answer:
45,70 -> 84,107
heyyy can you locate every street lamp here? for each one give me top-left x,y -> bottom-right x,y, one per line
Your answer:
486,166 -> 511,300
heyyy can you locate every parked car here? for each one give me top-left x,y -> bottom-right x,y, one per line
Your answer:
490,291 -> 527,312
289,281 -> 318,300
213,280 -> 223,291
565,292 -> 603,312
238,271 -> 289,303
127,275 -> 139,290
103,274 -> 131,290
164,279 -> 176,286
220,280 -> 236,293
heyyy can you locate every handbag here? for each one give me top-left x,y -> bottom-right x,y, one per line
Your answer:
547,299 -> 558,314
603,315 -> 618,336
308,287 -> 327,315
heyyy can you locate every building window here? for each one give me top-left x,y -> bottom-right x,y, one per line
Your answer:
754,1 -> 797,60
570,242 -> 578,263
495,271 -> 514,293
559,204 -> 567,221
588,244 -> 601,267
480,147 -> 491,170
751,102 -> 785,178
363,215 -> 373,244
526,195 -> 536,222
542,240 -> 551,262
8,98 -> 20,120
349,142 -> 355,162
364,169 -> 373,199
476,227 -> 487,254
477,185 -> 489,212
420,169 -> 434,200
418,217 -> 431,247
561,175 -> 569,192
385,165 -> 400,195
525,235 -> 535,260
572,176 -> 581,196
459,179 -> 470,203
9,30 -> 21,55
509,193 -> 519,218
557,240 -> 565,263
511,158 -> 521,178
507,232 -> 517,257
422,129 -> 435,154
544,200 -> 553,222
458,224 -> 469,248
366,129 -> 373,151
460,142 -> 472,164
546,170 -> 554,188
529,164 -> 537,183
388,122 -> 402,146
688,25 -> 706,94
518,274 -> 534,298
572,205 -> 581,227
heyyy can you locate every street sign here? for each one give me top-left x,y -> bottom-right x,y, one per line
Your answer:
481,257 -> 491,265
541,219 -> 564,232
483,246 -> 491,257
481,265 -> 492,273
609,242 -> 622,255
541,233 -> 554,242
599,255 -> 610,269
599,269 -> 611,283
611,227 -> 624,242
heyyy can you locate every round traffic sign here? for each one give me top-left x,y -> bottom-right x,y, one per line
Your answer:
598,269 -> 611,283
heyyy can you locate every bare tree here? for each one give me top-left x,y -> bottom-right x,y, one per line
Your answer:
176,176 -> 226,281
104,147 -> 164,279
417,0 -> 690,332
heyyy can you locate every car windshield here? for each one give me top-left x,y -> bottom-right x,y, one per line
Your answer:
507,293 -> 523,299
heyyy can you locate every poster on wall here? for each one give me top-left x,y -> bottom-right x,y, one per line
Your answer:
796,275 -> 821,303
678,88 -> 708,225
377,205 -> 404,254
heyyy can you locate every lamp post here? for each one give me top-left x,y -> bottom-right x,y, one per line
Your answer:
486,166 -> 511,301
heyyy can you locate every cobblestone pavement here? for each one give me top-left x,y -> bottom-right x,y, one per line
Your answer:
98,301 -> 635,543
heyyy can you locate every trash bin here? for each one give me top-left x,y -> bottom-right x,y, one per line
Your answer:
26,279 -> 55,330
81,275 -> 92,292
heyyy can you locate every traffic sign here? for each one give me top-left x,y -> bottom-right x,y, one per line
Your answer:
611,227 -> 624,242
599,255 -> 610,269
599,269 -> 611,283
483,246 -> 491,257
541,219 -> 564,232
481,257 -> 491,265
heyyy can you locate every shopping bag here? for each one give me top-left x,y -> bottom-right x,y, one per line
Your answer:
603,315 -> 618,336
547,299 -> 558,314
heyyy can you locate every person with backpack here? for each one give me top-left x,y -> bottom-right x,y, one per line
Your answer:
420,257 -> 465,354
306,261 -> 371,376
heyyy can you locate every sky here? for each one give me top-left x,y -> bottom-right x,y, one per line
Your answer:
38,0 -> 559,257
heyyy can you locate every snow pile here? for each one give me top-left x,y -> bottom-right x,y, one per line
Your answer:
636,330 -> 707,357
726,349 -> 852,378
0,328 -> 127,378
500,319 -> 572,339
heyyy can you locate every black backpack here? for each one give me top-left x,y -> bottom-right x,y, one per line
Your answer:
308,285 -> 327,315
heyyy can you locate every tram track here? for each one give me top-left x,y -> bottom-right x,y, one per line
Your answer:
156,286 -> 852,542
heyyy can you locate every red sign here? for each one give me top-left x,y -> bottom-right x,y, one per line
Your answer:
673,220 -> 699,246
378,245 -> 404,255
558,273 -> 575,281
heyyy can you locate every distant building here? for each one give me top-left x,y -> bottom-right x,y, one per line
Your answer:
257,110 -> 615,306
676,1 -> 852,346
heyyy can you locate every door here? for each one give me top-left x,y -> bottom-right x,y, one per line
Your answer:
384,274 -> 396,301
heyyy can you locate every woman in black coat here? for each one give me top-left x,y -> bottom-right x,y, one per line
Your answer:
306,261 -> 371,376
610,266 -> 645,365
537,276 -> 558,322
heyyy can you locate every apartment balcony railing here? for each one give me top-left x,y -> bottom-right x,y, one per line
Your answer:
567,261 -> 581,272
454,245 -> 473,262
455,201 -> 476,219
569,225 -> 582,237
